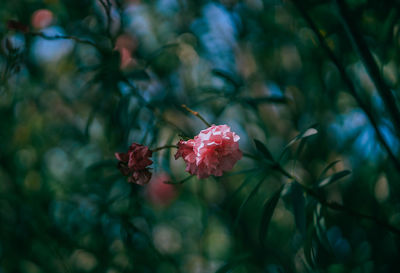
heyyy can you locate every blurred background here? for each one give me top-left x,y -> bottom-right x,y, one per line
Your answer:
1,0 -> 400,272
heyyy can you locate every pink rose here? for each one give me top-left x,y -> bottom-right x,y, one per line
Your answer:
175,125 -> 242,179
115,143 -> 153,185
145,173 -> 178,207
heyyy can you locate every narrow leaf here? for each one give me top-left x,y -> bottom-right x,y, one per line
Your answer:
234,174 -> 266,229
259,185 -> 284,247
86,159 -> 116,171
212,68 -> 242,88
254,139 -> 275,162
164,175 -> 194,185
318,160 -> 341,180
214,254 -> 250,273
241,96 -> 288,106
285,128 -> 318,150
225,171 -> 259,207
291,182 -> 306,237
318,170 -> 351,188
303,226 -> 316,269
278,126 -> 318,162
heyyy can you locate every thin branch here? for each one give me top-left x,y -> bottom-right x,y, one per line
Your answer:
288,0 -> 400,170
335,0 -> 400,136
164,175 -> 194,185
303,186 -> 400,236
27,32 -> 101,50
181,104 -> 212,127
152,145 -> 178,152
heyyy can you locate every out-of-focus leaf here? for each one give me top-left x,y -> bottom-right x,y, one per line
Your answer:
145,43 -> 179,67
313,204 -> 332,253
225,171 -> 260,208
318,160 -> 341,180
254,139 -> 275,162
259,185 -> 284,247
212,68 -> 242,88
161,134 -> 177,175
214,253 -> 251,273
164,175 -> 194,185
317,170 -> 351,188
86,159 -> 116,171
291,181 -> 306,237
304,226 -> 317,269
240,96 -> 288,106
225,168 -> 260,177
124,69 -> 150,80
284,127 -> 318,150
234,174 -> 267,229
278,126 -> 318,163
326,226 -> 351,262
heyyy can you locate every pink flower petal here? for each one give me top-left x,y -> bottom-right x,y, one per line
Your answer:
175,125 -> 242,179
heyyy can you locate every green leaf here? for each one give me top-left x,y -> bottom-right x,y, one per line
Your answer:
291,182 -> 306,237
234,174 -> 267,229
317,170 -> 351,188
124,69 -> 150,80
86,159 -> 116,171
259,185 -> 284,247
212,68 -> 242,88
318,160 -> 341,180
254,139 -> 275,162
313,204 -> 333,253
240,96 -> 288,107
225,171 -> 259,204
278,126 -> 318,163
214,254 -> 250,273
164,175 -> 194,185
145,43 -> 179,68
284,127 -> 318,151
304,226 -> 317,269
161,134 -> 177,175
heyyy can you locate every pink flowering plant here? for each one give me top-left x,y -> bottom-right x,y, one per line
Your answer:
175,124 -> 242,179
4,1 -> 400,272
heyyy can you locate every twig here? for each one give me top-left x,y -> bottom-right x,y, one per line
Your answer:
303,185 -> 400,236
164,175 -> 194,185
181,104 -> 212,127
152,145 -> 178,152
27,32 -> 101,50
335,0 -> 400,137
288,0 -> 400,170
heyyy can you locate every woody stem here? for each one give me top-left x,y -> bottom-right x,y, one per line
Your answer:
181,104 -> 212,127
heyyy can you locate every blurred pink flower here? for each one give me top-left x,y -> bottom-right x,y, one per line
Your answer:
175,125 -> 242,179
146,173 -> 178,206
114,34 -> 138,69
31,9 -> 53,29
115,143 -> 153,185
